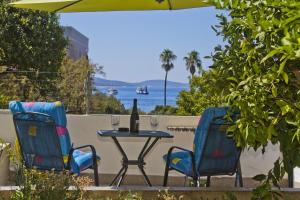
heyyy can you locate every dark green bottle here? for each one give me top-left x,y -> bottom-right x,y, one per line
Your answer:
130,98 -> 139,133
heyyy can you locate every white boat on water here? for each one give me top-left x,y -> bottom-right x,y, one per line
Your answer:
136,86 -> 149,95
107,88 -> 118,95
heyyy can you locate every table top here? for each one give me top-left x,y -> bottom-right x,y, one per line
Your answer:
97,130 -> 173,138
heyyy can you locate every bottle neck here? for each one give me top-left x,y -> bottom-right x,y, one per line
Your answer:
133,99 -> 137,110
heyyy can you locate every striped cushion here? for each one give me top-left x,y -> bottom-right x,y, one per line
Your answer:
71,150 -> 100,174
163,151 -> 194,177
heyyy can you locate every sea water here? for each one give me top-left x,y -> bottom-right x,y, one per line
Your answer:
96,85 -> 188,112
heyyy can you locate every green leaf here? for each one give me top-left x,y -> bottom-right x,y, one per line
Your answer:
272,175 -> 279,188
253,174 -> 267,182
227,125 -> 236,132
285,118 -> 297,126
267,125 -> 275,139
227,77 -> 238,83
276,100 -> 292,115
261,50 -> 279,63
295,49 -> 300,58
278,57 -> 288,74
281,37 -> 292,46
281,105 -> 292,116
276,100 -> 288,107
245,124 -> 249,140
273,159 -> 281,180
271,84 -> 277,97
282,72 -> 289,84
292,129 -> 300,142
238,76 -> 253,87
211,25 -> 218,34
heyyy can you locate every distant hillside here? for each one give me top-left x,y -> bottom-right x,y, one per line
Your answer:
94,78 -> 130,86
94,78 -> 188,88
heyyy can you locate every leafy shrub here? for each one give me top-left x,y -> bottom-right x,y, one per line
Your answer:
118,191 -> 143,200
90,92 -> 128,114
209,0 -> 300,189
149,105 -> 178,115
10,167 -> 92,200
177,69 -> 226,116
0,93 -> 9,109
177,0 -> 300,195
8,138 -> 91,200
0,0 -> 67,102
156,191 -> 179,200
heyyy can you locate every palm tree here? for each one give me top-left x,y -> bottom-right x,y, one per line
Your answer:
183,50 -> 203,76
160,49 -> 177,107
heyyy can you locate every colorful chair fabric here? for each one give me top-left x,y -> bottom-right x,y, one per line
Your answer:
163,107 -> 243,187
9,101 -> 100,186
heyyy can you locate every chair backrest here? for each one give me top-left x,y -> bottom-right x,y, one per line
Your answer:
13,112 -> 64,170
9,101 -> 72,166
193,107 -> 241,176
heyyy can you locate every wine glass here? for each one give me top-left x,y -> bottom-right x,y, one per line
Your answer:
111,115 -> 120,131
150,116 -> 159,132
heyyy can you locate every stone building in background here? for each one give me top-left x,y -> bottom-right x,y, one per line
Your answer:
63,26 -> 89,60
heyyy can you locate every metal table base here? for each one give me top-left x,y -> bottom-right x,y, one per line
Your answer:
109,136 -> 159,187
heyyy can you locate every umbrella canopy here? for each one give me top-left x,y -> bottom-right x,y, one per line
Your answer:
10,0 -> 212,13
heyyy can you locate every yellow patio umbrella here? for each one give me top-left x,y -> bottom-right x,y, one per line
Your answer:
10,0 -> 212,13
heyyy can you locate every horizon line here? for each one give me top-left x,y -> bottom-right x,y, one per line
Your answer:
95,76 -> 189,85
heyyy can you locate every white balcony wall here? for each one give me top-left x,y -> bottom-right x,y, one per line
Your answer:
0,110 -> 282,179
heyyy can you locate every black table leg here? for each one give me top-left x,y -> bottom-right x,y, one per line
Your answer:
109,136 -> 160,187
140,138 -> 159,159
112,137 -> 128,160
110,165 -> 126,186
139,165 -> 152,186
138,138 -> 151,160
117,166 -> 128,186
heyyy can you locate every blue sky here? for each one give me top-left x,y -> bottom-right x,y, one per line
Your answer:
60,7 -> 225,83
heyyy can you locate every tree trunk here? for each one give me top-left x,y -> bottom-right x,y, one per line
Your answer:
85,71 -> 91,115
164,72 -> 168,107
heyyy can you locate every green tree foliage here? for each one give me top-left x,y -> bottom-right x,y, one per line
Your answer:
212,0 -> 300,170
90,92 -> 128,114
177,67 -> 227,116
183,50 -> 203,76
149,105 -> 178,115
58,57 -> 88,113
0,0 -> 67,102
179,0 -> 300,190
58,57 -> 127,114
11,168 -> 91,200
160,49 -> 177,107
58,57 -> 103,114
0,92 -> 9,109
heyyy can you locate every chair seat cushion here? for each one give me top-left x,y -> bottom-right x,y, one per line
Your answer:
163,151 -> 194,177
71,150 -> 101,174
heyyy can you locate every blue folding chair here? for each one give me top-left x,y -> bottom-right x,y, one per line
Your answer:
163,107 -> 243,187
9,101 -> 100,186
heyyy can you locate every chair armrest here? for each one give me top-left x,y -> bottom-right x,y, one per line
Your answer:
72,145 -> 97,155
167,146 -> 193,154
67,144 -> 97,170
166,146 -> 197,178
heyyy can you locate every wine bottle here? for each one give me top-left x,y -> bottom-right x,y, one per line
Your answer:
130,98 -> 139,133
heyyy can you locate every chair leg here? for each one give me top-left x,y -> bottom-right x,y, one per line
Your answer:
235,173 -> 239,187
288,168 -> 294,188
184,176 -> 187,187
206,176 -> 211,187
235,161 -> 243,187
93,157 -> 99,186
192,176 -> 198,187
163,161 -> 170,186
